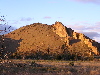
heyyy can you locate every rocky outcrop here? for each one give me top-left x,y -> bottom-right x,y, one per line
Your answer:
52,22 -> 100,55
1,22 -> 100,57
52,22 -> 69,45
52,22 -> 67,37
72,32 -> 99,55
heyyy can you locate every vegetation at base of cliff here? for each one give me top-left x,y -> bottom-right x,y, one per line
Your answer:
9,50 -> 94,61
8,41 -> 94,61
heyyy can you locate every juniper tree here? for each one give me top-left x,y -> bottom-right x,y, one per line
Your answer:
0,15 -> 6,59
0,15 -> 12,60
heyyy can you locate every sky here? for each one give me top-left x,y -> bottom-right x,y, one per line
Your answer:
0,0 -> 100,42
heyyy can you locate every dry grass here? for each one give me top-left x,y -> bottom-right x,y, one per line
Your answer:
0,59 -> 100,75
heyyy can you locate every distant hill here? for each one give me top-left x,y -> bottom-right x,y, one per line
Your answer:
1,22 -> 100,60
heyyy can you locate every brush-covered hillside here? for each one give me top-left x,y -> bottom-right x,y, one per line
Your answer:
1,22 -> 100,60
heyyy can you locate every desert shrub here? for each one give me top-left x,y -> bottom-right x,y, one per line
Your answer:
83,55 -> 94,61
30,61 -> 36,66
69,68 -> 77,72
9,48 -> 94,61
69,61 -> 74,66
56,55 -> 62,60
9,52 -> 21,59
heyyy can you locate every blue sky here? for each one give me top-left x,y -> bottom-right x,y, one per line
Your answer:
0,0 -> 100,42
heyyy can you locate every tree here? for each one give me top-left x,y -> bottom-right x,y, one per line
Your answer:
0,15 -> 6,59
0,15 -> 12,60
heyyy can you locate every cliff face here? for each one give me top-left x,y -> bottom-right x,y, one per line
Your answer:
72,31 -> 100,55
52,22 -> 67,37
2,22 -> 100,57
52,22 -> 100,55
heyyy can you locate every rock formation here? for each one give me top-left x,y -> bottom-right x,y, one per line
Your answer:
1,21 -> 100,59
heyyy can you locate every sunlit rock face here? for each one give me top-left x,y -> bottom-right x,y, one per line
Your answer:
52,22 -> 67,37
1,22 -> 100,57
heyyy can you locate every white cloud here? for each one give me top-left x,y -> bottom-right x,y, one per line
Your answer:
93,37 -> 100,43
20,17 -> 33,21
65,21 -> 100,43
70,0 -> 100,4
82,32 -> 100,38
43,16 -> 51,19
